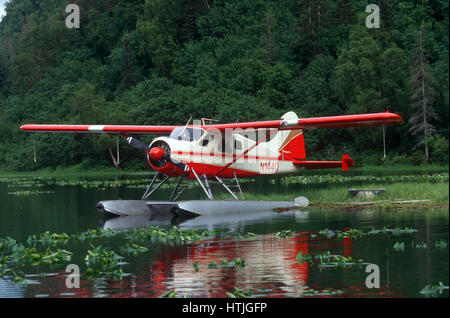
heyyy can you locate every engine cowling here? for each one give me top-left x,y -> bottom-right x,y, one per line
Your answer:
146,140 -> 186,177
148,140 -> 170,167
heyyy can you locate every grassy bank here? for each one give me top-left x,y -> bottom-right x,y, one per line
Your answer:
234,182 -> 449,203
218,182 -> 450,205
350,164 -> 448,173
302,182 -> 449,204
1,163 -> 448,178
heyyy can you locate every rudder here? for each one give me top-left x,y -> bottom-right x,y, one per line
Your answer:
279,129 -> 306,160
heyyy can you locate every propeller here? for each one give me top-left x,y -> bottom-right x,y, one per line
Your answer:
126,136 -> 150,152
125,136 -> 189,172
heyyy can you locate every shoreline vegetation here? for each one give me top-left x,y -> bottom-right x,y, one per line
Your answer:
1,165 -> 448,208
0,163 -> 448,177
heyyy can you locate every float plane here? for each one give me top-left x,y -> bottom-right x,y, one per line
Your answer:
20,111 -> 402,216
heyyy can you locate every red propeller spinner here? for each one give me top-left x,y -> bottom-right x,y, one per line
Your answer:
149,147 -> 165,161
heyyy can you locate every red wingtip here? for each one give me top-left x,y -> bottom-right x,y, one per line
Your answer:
20,124 -> 32,130
342,154 -> 354,171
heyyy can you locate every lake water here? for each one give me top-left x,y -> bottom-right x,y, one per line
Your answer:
0,172 -> 448,298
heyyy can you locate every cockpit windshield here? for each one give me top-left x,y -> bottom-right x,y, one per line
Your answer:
169,127 -> 205,141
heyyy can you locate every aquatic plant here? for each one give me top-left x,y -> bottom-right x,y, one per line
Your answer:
420,282 -> 449,296
104,268 -> 125,279
367,227 -> 418,235
434,240 -> 448,249
393,242 -> 405,251
7,190 -> 54,196
27,231 -> 70,245
276,230 -> 294,238
415,241 -> 428,249
72,229 -> 101,242
315,251 -> 332,263
315,226 -> 419,241
0,256 -> 9,278
120,243 -> 149,256
342,229 -> 364,239
233,258 -> 246,268
25,228 -> 119,246
318,228 -> 336,238
160,290 -> 179,298
315,252 -> 365,269
278,173 -> 449,187
85,267 -> 100,278
85,245 -> 123,271
12,271 -> 26,283
41,248 -> 72,265
302,288 -> 344,296
124,226 -> 213,244
159,289 -> 189,298
296,251 -> 313,265
6,243 -> 72,267
1,224 -> 268,285
201,258 -> 246,270
98,229 -> 117,238
226,287 -> 254,298
0,237 -> 17,251
208,260 -> 218,269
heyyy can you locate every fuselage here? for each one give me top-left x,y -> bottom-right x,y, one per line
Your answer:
147,126 -> 304,179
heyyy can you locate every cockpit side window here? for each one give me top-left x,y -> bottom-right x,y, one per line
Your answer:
201,134 -> 213,147
169,127 -> 205,141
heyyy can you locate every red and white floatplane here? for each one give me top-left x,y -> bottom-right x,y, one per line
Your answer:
21,111 -> 402,217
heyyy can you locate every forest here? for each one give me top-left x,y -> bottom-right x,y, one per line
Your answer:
0,0 -> 448,171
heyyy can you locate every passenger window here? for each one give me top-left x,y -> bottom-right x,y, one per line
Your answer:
235,140 -> 242,151
222,140 -> 230,153
219,139 -> 232,154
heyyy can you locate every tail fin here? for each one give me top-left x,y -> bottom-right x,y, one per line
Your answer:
276,112 -> 306,160
278,129 -> 306,160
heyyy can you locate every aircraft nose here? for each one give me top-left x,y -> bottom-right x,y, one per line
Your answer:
149,147 -> 165,160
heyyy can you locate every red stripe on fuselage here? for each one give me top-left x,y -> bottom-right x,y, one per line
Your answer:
172,151 -> 279,161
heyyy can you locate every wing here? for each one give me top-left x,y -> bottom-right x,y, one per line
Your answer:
20,111 -> 402,134
203,111 -> 402,131
20,124 -> 177,135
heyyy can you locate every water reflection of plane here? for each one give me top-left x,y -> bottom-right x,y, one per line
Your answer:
0,279 -> 26,298
99,205 -> 309,232
24,231 -> 311,298
93,208 -> 311,297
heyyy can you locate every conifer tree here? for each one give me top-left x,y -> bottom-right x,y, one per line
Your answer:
409,21 -> 438,162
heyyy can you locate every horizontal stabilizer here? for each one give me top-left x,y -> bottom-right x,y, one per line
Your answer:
293,154 -> 354,171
